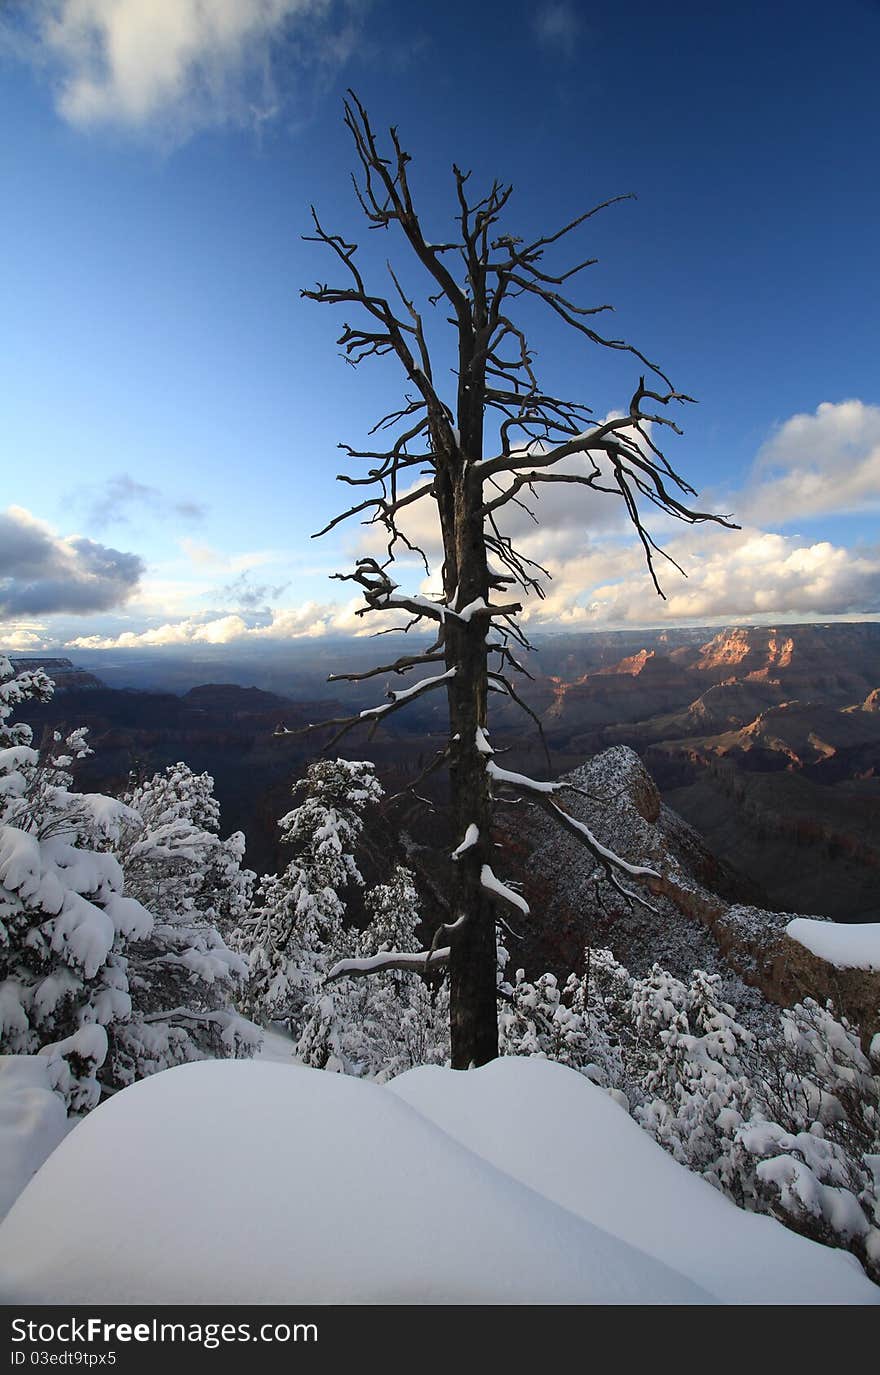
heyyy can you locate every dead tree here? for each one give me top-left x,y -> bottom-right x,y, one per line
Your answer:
301,93 -> 734,1069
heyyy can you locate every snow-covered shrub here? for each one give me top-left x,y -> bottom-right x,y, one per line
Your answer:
631,967 -> 754,1193
0,658 -> 154,1109
0,657 -> 53,749
296,865 -> 448,1079
730,1000 -> 880,1279
494,924 -> 879,1283
236,759 -> 383,1032
104,762 -> 260,1087
498,969 -> 592,1069
120,762 -> 254,932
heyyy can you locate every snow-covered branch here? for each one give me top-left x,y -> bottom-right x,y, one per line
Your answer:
480,864 -> 530,918
452,824 -> 480,859
326,948 -> 450,981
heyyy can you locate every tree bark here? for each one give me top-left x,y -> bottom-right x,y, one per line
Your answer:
440,365 -> 499,1067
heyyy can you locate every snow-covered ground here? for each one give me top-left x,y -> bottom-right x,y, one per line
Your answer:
255,1021 -> 296,1063
0,1056 -> 875,1305
0,1056 -> 71,1221
787,917 -> 880,971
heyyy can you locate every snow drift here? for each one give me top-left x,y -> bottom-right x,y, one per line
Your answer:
0,1057 -> 876,1305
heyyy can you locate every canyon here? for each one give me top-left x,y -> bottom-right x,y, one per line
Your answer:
11,620 -> 880,929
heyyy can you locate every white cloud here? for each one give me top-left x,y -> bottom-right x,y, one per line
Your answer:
24,399 -> 880,646
354,415 -> 641,571
68,614 -> 248,648
67,520 -> 880,648
26,0 -> 359,137
0,628 -> 44,651
342,401 -> 880,631
0,505 -> 144,617
741,399 -> 880,525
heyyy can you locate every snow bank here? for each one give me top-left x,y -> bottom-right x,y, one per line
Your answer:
0,1059 -> 710,1306
388,1057 -> 877,1305
0,1057 -> 875,1305
786,917 -> 880,972
0,1057 -> 70,1222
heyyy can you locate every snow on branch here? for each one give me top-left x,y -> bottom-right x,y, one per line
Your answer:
475,727 -> 494,756
541,800 -> 659,879
486,760 -> 560,794
286,665 -> 456,752
326,948 -> 450,982
480,864 -> 530,917
484,758 -> 660,909
327,648 -> 444,684
452,824 -> 480,859
359,668 -> 456,719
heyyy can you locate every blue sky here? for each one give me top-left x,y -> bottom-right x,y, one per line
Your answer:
1,0 -> 879,652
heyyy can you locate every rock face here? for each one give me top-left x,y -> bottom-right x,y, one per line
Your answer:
500,745 -> 762,992
672,624 -> 880,700
499,746 -> 880,1042
543,649 -> 700,732
526,625 -> 880,927
685,627 -> 795,677
537,623 -> 880,737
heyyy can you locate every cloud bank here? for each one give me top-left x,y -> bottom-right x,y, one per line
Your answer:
6,400 -> 879,651
0,506 -> 144,618
517,527 -> 880,630
67,598 -> 363,648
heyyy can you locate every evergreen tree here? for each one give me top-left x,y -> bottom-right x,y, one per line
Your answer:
236,758 -> 383,1032
631,966 -> 754,1192
731,999 -> 879,1278
105,762 -> 260,1087
0,657 -> 154,1109
297,865 -> 449,1078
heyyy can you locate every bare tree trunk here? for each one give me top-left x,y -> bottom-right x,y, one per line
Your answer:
301,93 -> 734,1072
446,489 -> 498,1065
441,350 -> 500,1067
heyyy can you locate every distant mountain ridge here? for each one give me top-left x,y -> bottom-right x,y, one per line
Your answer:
9,622 -> 880,923
9,656 -> 105,692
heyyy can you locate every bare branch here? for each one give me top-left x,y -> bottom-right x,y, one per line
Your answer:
327,648 -> 444,684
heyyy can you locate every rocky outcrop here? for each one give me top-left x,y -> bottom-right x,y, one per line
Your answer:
9,657 -> 104,692
501,746 -> 880,1042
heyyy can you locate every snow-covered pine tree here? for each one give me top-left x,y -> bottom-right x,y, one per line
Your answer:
120,762 -> 254,934
0,657 -> 154,1109
236,758 -> 383,1034
105,762 -> 260,1087
297,864 -> 449,1078
497,944 -> 629,1095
